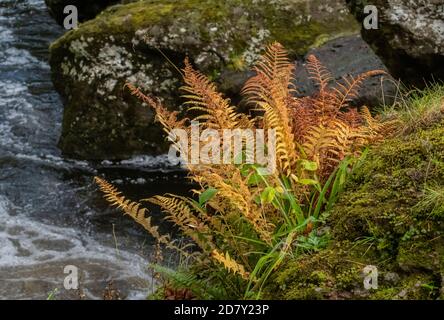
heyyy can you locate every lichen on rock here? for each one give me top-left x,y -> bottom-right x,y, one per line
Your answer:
347,0 -> 444,86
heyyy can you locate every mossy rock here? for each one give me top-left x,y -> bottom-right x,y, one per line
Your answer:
264,121 -> 444,300
330,125 -> 444,250
263,241 -> 381,299
49,0 -> 359,159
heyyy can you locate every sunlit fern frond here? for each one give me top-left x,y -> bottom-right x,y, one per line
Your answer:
243,43 -> 299,176
94,176 -> 171,245
302,124 -> 341,167
147,194 -> 215,252
211,249 -> 250,281
243,42 -> 294,101
182,58 -> 252,130
259,101 -> 298,175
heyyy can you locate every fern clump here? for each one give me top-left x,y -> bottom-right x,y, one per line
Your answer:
95,43 -> 395,299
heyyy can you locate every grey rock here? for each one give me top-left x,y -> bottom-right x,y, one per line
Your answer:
294,35 -> 397,108
49,0 -> 359,160
384,271 -> 400,284
347,0 -> 444,87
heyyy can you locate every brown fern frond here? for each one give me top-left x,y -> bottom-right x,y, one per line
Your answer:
147,194 -> 215,252
181,58 -> 251,130
306,54 -> 332,96
124,82 -> 157,106
332,70 -> 386,109
211,249 -> 250,281
124,82 -> 187,133
94,177 -> 171,246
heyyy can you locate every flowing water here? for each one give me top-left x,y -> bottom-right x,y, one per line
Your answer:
0,0 -> 189,299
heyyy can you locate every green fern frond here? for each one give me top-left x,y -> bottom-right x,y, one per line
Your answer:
150,264 -> 227,299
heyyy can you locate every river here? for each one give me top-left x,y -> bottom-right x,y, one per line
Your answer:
0,0 -> 188,299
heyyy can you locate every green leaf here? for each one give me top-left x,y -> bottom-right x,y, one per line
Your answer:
240,164 -> 252,177
199,188 -> 218,205
255,166 -> 270,176
260,186 -> 276,204
300,160 -> 318,171
298,178 -> 319,186
247,173 -> 262,186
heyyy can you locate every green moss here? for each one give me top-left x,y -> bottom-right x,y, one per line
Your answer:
49,0 -> 359,159
263,240 -> 383,299
330,125 -> 444,243
335,267 -> 361,291
51,0 -> 359,64
265,106 -> 444,299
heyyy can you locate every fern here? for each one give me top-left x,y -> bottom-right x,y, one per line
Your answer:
93,177 -> 194,255
93,42 -> 398,299
147,194 -> 215,252
150,264 -> 227,299
211,249 -> 251,281
243,42 -> 299,177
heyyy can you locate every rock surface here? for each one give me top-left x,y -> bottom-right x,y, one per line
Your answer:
293,35 -> 397,107
347,0 -> 444,86
49,0 -> 359,160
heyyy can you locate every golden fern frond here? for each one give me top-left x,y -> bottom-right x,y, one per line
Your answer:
260,101 -> 298,174
182,59 -> 251,130
306,54 -> 332,96
243,43 -> 299,176
332,70 -> 386,109
302,124 -> 341,167
147,194 -> 214,251
94,176 -> 170,245
211,249 -> 250,281
199,170 -> 274,245
242,42 -> 295,104
359,106 -> 400,141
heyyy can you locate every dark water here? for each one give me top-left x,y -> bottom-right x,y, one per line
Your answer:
0,0 -> 189,299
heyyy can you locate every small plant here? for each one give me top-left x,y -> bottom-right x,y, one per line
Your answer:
95,42 -> 394,299
416,185 -> 444,217
382,82 -> 444,134
46,288 -> 58,300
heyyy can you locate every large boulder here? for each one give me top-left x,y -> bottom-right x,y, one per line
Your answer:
50,0 -> 360,160
219,35 -> 398,109
347,0 -> 444,86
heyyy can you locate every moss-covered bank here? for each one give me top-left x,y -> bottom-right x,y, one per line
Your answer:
264,103 -> 444,299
